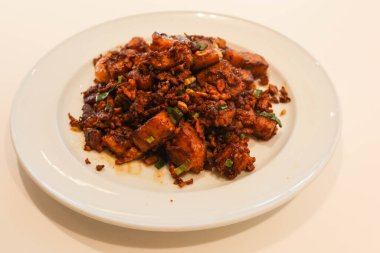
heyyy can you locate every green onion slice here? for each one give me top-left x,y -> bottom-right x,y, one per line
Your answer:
145,136 -> 155,144
154,157 -> 166,169
117,75 -> 123,84
225,159 -> 234,168
104,102 -> 111,112
95,82 -> 121,103
195,41 -> 207,51
199,43 -> 207,50
174,159 -> 190,176
95,91 -> 110,102
219,105 -> 228,110
254,89 -> 263,98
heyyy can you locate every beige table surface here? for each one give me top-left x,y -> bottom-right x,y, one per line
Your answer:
1,0 -> 379,252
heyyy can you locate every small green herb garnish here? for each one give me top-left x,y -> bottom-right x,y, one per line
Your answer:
193,112 -> 199,119
195,41 -> 207,51
225,159 -> 233,168
199,43 -> 207,50
104,102 -> 111,112
240,133 -> 246,139
117,75 -> 123,84
154,157 -> 166,169
95,91 -> 110,102
95,83 -> 120,102
219,105 -> 228,110
259,111 -> 283,128
145,136 -> 155,144
254,89 -> 263,98
174,159 -> 190,176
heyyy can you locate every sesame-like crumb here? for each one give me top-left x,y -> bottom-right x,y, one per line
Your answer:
85,158 -> 91,164
280,109 -> 287,116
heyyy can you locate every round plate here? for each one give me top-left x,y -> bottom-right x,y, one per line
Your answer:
11,11 -> 341,231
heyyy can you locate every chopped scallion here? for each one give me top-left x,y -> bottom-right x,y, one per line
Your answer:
174,159 -> 190,175
95,83 -> 120,103
195,41 -> 207,51
104,102 -> 111,112
193,112 -> 199,119
219,105 -> 228,110
154,157 -> 166,169
95,91 -> 110,102
240,133 -> 246,139
225,159 -> 233,168
117,75 -> 123,84
199,43 -> 207,50
145,136 -> 155,144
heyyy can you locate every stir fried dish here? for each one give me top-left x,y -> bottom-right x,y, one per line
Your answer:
69,32 -> 291,187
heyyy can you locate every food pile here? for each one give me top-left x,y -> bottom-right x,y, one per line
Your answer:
69,32 -> 290,187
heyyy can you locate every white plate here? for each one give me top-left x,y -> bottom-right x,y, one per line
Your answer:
11,11 -> 341,231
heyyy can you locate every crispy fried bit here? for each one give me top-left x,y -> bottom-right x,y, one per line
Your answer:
256,96 -> 272,112
254,116 -> 278,140
268,84 -> 278,95
264,84 -> 291,105
270,96 -> 279,104
94,51 -> 135,83
175,178 -> 194,187
142,153 -> 159,165
125,37 -> 149,52
115,147 -> 143,165
166,122 -> 206,174
197,60 -> 246,98
102,127 -> 133,157
279,86 -> 291,103
96,165 -> 104,171
214,144 -> 255,179
68,113 -> 80,128
69,33 -> 291,187
84,128 -> 103,152
177,101 -> 188,113
85,158 -> 91,164
224,48 -> 269,84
